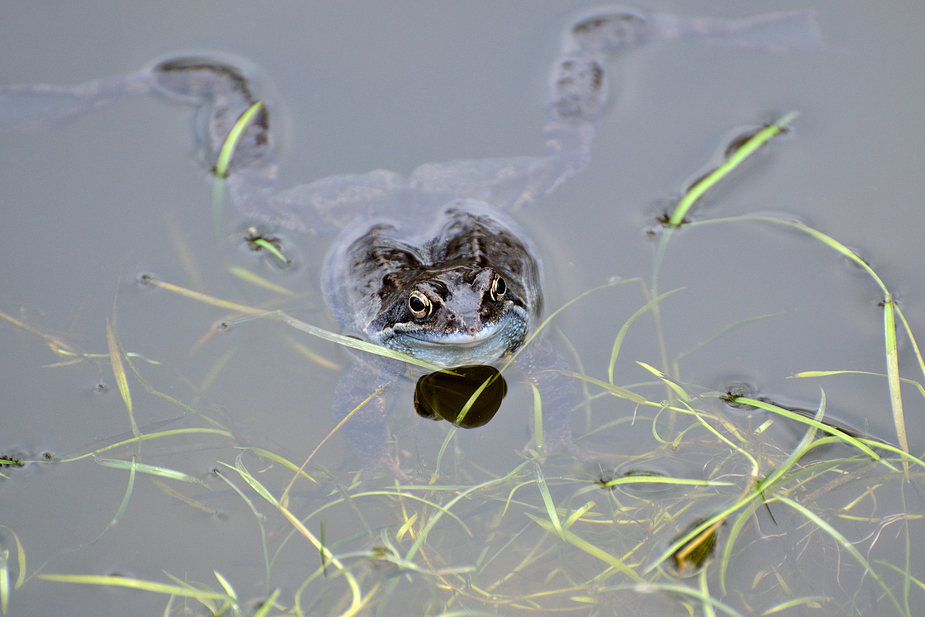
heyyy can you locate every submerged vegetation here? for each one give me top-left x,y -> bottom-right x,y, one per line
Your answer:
2,114 -> 924,616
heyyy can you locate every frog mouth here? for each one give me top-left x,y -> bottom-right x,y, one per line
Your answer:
376,310 -> 528,368
402,324 -> 505,347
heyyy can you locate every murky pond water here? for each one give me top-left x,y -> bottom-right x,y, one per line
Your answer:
2,2 -> 924,615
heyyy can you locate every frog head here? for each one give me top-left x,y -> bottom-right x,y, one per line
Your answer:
368,264 -> 530,368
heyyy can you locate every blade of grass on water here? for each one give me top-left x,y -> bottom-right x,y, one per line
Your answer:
93,456 -> 209,487
777,496 -> 903,615
36,573 -> 232,601
0,548 -> 8,615
106,319 -> 138,439
0,527 -> 24,591
212,100 -> 265,234
883,295 -> 909,459
532,463 -> 562,537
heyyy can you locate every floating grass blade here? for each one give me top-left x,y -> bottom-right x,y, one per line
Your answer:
698,568 -> 717,617
59,428 -> 234,464
93,456 -> 209,487
688,213 -> 908,453
733,396 -> 880,460
532,463 -> 562,537
252,588 -> 281,617
762,596 -> 832,614
251,237 -> 291,265
213,464 -> 271,588
0,548 -> 8,615
669,112 -> 798,229
0,528 -> 24,594
36,573 -> 232,601
652,112 -> 799,283
228,265 -> 297,296
88,455 -> 137,546
527,514 -> 643,583
531,384 -> 544,452
777,496 -> 903,615
608,288 -> 683,385
106,319 -> 138,439
212,100 -> 265,234
212,570 -> 237,601
554,371 -> 647,405
883,294 -> 909,458
144,275 -> 444,372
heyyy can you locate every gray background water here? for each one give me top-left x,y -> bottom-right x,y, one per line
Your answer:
1,1 -> 923,615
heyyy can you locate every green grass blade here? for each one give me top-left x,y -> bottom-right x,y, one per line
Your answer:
698,567 -> 717,617
760,596 -> 832,614
59,428 -> 235,463
227,265 -> 297,296
526,514 -> 643,583
0,527 -> 25,591
531,384 -> 544,452
88,455 -> 137,546
532,463 -> 562,537
214,462 -> 272,589
212,100 -> 265,233
776,496 -> 903,615
0,548 -> 8,614
106,319 -> 138,439
652,112 -> 799,283
212,570 -> 237,600
608,288 -> 683,384
252,588 -> 281,617
553,371 -> 647,404
93,456 -> 209,487
36,573 -> 232,600
883,295 -> 909,455
668,112 -> 798,228
733,396 -> 880,460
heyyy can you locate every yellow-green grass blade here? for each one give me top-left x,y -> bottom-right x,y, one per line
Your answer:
212,100 -> 265,233
608,288 -> 683,384
668,112 -> 798,228
36,573 -> 232,601
652,112 -> 799,282
531,384 -> 544,452
0,548 -> 7,614
106,319 -> 138,439
777,496 -> 903,615
227,265 -> 297,296
526,514 -> 643,583
93,456 -> 209,487
0,527 -> 25,591
532,463 -> 562,537
59,428 -> 234,463
883,295 -> 909,457
733,397 -> 880,460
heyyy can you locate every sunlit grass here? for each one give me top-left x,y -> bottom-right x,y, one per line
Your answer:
2,113 -> 924,616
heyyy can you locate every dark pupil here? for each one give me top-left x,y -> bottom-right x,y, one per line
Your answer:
495,277 -> 506,296
409,295 -> 427,314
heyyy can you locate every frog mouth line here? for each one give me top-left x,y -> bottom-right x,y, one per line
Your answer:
389,309 -> 526,349
401,328 -> 504,348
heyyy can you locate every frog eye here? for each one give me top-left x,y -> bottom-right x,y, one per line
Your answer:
490,275 -> 507,302
408,291 -> 432,318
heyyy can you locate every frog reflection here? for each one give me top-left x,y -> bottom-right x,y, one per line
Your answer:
0,10 -> 825,480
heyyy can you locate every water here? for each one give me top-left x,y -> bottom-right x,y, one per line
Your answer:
1,2 -> 923,615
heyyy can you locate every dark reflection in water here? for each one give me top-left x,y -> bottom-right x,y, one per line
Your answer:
413,365 -> 507,428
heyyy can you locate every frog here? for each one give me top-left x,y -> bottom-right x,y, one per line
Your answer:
0,9 -> 825,480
